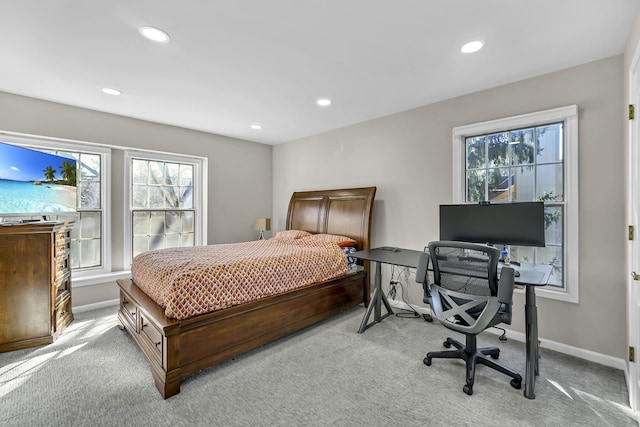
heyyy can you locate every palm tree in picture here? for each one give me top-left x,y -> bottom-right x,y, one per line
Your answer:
43,165 -> 56,182
58,160 -> 77,186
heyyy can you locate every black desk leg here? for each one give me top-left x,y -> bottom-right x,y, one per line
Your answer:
358,261 -> 393,333
524,284 -> 539,399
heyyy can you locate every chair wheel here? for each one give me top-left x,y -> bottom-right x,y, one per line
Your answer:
510,379 -> 522,389
423,357 -> 432,366
490,353 -> 499,360
443,340 -> 451,348
463,384 -> 473,395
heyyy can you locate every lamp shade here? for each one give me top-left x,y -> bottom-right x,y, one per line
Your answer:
254,217 -> 271,231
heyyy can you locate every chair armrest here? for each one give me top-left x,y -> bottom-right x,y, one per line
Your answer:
415,252 -> 431,302
498,267 -> 515,304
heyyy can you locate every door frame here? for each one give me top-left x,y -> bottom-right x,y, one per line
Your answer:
627,41 -> 640,415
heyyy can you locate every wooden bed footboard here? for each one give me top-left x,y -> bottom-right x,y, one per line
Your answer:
117,269 -> 367,398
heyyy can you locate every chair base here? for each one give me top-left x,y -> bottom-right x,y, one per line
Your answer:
423,335 -> 522,396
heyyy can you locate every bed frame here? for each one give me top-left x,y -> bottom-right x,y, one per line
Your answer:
116,186 -> 376,398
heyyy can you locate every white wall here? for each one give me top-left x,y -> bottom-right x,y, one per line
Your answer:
273,55 -> 626,359
0,91 -> 273,307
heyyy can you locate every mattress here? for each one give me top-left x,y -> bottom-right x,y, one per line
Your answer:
131,238 -> 348,320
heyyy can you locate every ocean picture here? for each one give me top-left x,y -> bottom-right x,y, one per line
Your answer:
0,141 -> 77,215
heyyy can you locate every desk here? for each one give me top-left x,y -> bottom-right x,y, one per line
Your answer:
513,262 -> 552,399
352,247 -> 551,400
353,247 -> 424,334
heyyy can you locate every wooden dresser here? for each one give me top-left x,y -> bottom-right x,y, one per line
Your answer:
0,221 -> 74,352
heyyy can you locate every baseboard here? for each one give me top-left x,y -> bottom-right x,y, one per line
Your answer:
389,299 -> 627,371
73,299 -> 119,314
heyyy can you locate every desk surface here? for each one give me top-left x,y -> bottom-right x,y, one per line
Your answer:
352,246 -> 551,286
352,247 -> 423,268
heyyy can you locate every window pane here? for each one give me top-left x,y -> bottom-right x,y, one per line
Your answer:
180,186 -> 192,208
150,212 -> 165,234
166,211 -> 180,233
537,123 -> 563,163
511,165 -> 535,201
133,236 -> 149,258
182,211 -> 194,233
133,211 -> 150,235
149,161 -> 164,185
79,239 -> 101,267
536,245 -> 563,287
181,233 -> 195,246
510,128 -> 535,166
132,160 -> 149,184
166,233 -> 181,247
466,136 -> 486,169
509,246 -> 534,265
165,163 -> 179,186
80,154 -> 100,181
149,234 -> 165,251
70,239 -> 79,269
132,185 -> 148,208
544,206 -> 563,245
487,132 -> 508,167
488,168 -> 509,201
536,164 -> 563,201
79,182 -> 100,209
466,170 -> 486,202
180,165 -> 193,186
165,186 -> 181,208
149,186 -> 164,208
79,212 -> 100,239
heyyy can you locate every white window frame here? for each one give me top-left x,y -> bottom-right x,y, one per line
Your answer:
452,105 -> 579,303
0,131 -> 112,282
123,150 -> 207,268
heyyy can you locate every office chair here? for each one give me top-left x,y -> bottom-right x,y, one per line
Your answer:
417,241 -> 522,395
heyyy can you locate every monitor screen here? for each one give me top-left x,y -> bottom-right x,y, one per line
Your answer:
0,141 -> 77,216
439,202 -> 546,247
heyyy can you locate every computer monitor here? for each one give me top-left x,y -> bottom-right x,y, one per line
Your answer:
439,202 -> 546,247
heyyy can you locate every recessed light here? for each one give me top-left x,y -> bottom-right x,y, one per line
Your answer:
139,26 -> 170,43
251,123 -> 263,130
101,87 -> 122,96
461,40 -> 484,54
317,98 -> 332,107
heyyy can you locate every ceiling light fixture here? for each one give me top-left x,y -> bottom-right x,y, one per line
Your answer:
251,123 -> 263,130
139,26 -> 170,43
317,98 -> 332,107
101,87 -> 122,96
461,40 -> 484,54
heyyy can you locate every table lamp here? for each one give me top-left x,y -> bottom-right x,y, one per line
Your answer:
254,217 -> 271,240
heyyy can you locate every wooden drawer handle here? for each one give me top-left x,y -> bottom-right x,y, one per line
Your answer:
155,341 -> 161,348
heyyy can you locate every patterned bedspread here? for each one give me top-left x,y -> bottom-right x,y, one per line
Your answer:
131,239 -> 348,320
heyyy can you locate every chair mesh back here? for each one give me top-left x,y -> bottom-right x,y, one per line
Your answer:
429,242 -> 499,297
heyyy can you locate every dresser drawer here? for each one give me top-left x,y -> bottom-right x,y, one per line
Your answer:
120,294 -> 137,331
54,271 -> 71,297
139,312 -> 163,364
54,294 -> 72,332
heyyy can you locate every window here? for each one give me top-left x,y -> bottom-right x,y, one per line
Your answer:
453,105 -> 579,303
124,151 -> 205,265
0,133 -> 111,278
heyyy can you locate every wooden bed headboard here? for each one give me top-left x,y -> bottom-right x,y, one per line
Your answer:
286,187 -> 376,251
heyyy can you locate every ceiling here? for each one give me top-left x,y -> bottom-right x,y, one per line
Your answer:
0,1 -> 637,145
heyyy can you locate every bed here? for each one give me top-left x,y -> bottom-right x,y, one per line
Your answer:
116,186 -> 376,398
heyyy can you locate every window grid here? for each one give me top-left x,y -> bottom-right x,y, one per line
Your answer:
464,122 -> 565,288
130,158 -> 196,258
43,149 -> 103,270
